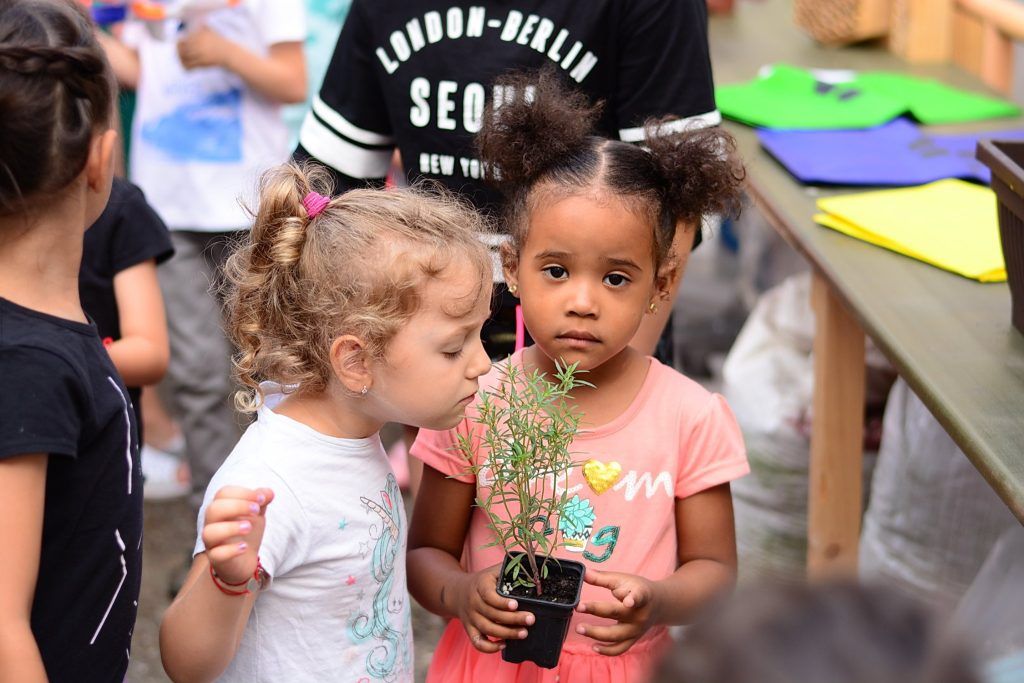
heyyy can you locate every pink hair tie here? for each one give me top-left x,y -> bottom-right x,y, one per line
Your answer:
302,191 -> 331,219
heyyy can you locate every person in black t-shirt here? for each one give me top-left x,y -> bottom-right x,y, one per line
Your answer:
81,176 -> 174,438
0,3 -> 142,682
295,0 -> 720,362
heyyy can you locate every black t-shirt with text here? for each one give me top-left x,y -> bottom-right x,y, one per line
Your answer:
297,0 -> 718,213
0,297 -> 142,682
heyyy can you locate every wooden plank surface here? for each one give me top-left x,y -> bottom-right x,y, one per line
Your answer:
980,21 -> 1014,93
954,8 -> 987,77
889,0 -> 954,63
709,0 -> 1024,524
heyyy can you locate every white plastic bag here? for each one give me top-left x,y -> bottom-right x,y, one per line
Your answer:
859,378 -> 1018,613
953,526 -> 1024,682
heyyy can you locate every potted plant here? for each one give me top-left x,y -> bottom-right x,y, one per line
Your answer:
455,361 -> 589,669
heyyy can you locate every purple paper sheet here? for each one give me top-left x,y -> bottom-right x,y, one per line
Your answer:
757,118 -> 1024,186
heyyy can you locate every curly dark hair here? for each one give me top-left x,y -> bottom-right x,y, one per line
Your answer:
475,67 -> 745,269
0,0 -> 115,215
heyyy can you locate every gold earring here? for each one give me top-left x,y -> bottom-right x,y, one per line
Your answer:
508,283 -> 518,295
648,301 -> 658,314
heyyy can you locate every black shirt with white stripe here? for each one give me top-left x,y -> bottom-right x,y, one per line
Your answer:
0,297 -> 142,682
296,0 -> 718,214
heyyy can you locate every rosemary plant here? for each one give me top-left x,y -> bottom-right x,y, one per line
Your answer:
456,361 -> 589,597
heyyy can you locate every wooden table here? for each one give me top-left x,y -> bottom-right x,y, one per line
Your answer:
708,0 -> 1024,577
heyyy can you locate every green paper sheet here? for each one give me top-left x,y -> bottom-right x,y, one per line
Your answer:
716,64 -> 1021,130
854,72 -> 1021,125
814,179 -> 1006,282
716,64 -> 906,129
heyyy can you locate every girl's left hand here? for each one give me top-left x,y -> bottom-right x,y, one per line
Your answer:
177,27 -> 230,70
575,569 -> 658,655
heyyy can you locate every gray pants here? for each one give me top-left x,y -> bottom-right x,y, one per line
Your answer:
158,230 -> 247,510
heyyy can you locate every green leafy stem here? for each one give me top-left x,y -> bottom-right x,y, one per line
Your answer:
456,360 -> 590,596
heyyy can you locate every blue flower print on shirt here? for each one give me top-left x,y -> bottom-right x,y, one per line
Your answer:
141,88 -> 243,162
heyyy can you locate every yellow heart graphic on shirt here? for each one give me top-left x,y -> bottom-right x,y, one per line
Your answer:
583,459 -> 622,495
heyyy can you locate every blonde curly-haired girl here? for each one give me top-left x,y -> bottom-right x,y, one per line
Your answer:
160,163 -> 493,683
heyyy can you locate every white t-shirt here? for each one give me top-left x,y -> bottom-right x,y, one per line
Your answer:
126,2 -> 306,231
195,386 -> 413,682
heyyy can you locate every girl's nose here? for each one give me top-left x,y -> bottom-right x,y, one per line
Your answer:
467,335 -> 492,379
567,282 -> 598,318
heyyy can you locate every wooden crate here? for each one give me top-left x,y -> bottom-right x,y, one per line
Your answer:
794,0 -> 891,45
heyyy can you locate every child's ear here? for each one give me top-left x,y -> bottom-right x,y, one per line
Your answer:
83,128 -> 118,225
500,241 -> 520,295
653,255 -> 679,306
329,335 -> 373,395
86,129 -> 117,191
652,221 -> 697,305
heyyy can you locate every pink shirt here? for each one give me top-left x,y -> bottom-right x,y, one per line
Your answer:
412,352 -> 749,681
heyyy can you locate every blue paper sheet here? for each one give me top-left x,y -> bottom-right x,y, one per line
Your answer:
758,119 -> 1024,186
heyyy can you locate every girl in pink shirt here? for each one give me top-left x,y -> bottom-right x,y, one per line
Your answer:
408,70 -> 749,683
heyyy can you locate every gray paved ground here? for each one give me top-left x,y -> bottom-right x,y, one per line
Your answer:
128,496 -> 445,682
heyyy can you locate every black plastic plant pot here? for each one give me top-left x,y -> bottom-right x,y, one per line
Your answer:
497,551 -> 584,669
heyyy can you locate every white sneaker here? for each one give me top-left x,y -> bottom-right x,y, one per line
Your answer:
142,444 -> 191,500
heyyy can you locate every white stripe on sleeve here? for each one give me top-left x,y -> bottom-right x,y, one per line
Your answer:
299,113 -> 393,179
311,96 -> 394,146
618,109 -> 722,142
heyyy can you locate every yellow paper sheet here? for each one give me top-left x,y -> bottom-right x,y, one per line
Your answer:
814,179 -> 1007,282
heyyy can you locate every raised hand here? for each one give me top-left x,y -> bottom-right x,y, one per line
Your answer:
455,564 -> 535,653
576,569 -> 658,655
177,26 -> 231,70
201,485 -> 274,585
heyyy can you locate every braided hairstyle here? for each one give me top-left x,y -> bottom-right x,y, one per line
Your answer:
0,0 -> 115,215
476,68 -> 745,270
223,163 -> 493,412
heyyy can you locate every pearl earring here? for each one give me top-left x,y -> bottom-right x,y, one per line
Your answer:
508,283 -> 518,295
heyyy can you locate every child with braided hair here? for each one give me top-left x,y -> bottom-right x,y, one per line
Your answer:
158,163 -> 493,682
0,2 -> 138,680
408,70 -> 750,682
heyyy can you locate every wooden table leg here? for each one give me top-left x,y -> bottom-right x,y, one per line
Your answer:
808,272 -> 867,578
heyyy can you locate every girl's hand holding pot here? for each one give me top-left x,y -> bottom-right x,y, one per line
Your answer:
576,569 -> 658,655
455,563 -> 535,653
